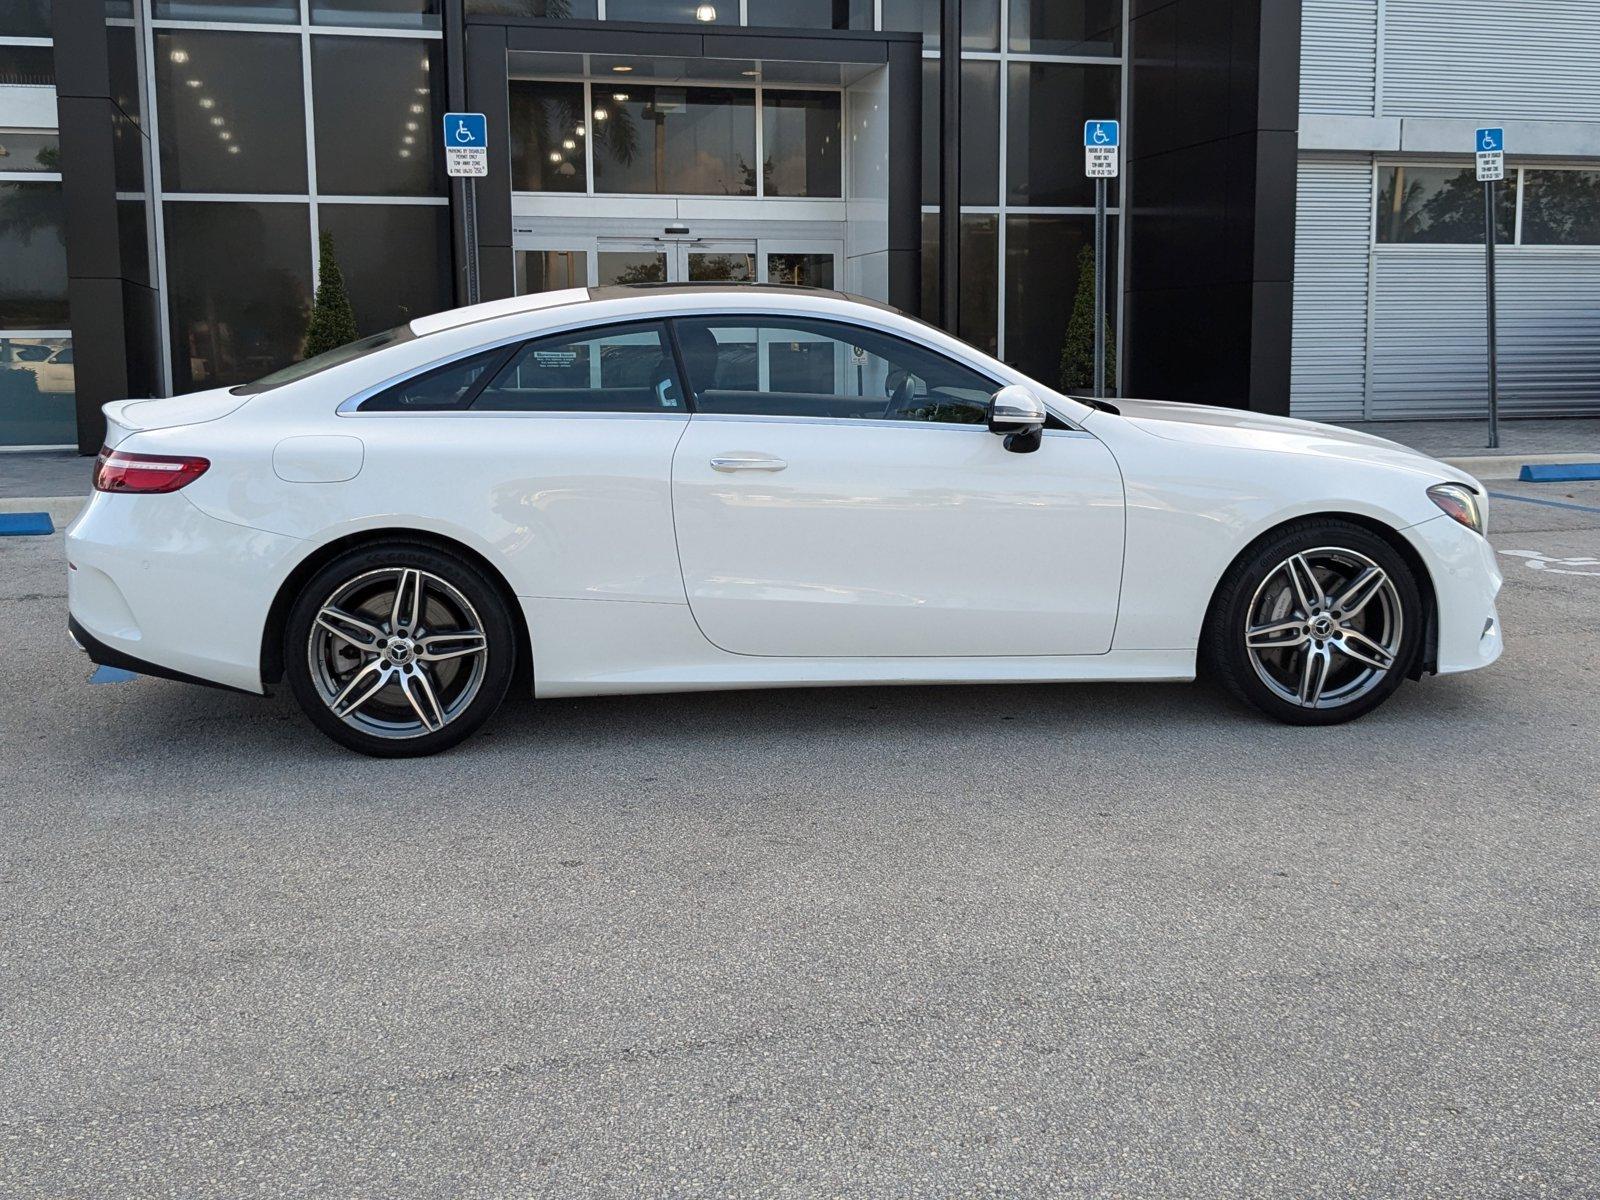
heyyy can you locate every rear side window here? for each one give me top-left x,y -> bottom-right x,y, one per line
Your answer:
471,322 -> 684,413
359,346 -> 513,412
234,324 -> 416,395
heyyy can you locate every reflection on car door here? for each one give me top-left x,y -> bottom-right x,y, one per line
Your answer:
668,315 -> 1125,658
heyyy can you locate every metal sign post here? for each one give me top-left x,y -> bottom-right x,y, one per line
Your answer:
1084,120 -> 1120,399
443,112 -> 489,307
1476,126 -> 1505,449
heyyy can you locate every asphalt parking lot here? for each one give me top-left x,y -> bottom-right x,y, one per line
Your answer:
3,481 -> 1598,1198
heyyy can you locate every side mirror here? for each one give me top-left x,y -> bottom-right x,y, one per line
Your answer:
986,384 -> 1047,453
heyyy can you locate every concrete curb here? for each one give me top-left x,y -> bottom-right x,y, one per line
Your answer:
1442,452 -> 1600,481
0,496 -> 86,524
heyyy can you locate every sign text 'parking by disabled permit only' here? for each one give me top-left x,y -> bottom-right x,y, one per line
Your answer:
443,112 -> 488,178
1476,126 -> 1504,182
1084,120 -> 1119,179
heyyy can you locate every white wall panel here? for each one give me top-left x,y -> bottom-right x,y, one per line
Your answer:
1300,0 -> 1378,117
1290,160 -> 1372,421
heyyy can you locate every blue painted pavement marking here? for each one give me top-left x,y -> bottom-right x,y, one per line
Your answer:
1519,463 -> 1600,483
89,665 -> 139,685
0,512 -> 54,536
1489,491 -> 1600,516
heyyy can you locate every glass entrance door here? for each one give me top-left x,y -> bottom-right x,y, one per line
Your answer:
515,235 -> 841,293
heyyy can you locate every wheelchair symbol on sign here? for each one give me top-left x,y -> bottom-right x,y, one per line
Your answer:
1092,124 -> 1110,145
454,120 -> 478,144
1480,130 -> 1499,151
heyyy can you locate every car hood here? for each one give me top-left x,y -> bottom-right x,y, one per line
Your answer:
1099,397 -> 1480,487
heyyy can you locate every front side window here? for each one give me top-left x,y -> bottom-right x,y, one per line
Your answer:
670,316 -> 998,424
472,322 -> 684,413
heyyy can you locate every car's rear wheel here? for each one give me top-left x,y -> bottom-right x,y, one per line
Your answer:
1203,519 -> 1423,725
284,543 -> 515,756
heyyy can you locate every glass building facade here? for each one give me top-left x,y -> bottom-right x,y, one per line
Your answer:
10,0 -> 1305,451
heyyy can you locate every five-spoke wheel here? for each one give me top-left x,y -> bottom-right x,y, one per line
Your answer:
285,544 -> 515,756
1205,520 -> 1422,724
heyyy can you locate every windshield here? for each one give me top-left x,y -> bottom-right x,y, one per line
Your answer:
230,324 -> 416,395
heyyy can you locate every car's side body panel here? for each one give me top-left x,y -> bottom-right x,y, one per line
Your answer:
670,417 -> 1125,658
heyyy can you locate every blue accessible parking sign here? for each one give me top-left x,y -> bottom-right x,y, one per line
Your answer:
1084,119 -> 1120,178
443,112 -> 488,177
1084,120 -> 1119,148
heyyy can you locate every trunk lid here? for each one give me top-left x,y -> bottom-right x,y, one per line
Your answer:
101,388 -> 250,449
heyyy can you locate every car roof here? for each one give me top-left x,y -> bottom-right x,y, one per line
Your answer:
408,283 -> 902,337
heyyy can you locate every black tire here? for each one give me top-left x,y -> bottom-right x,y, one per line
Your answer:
284,541 -> 516,756
1202,518 -> 1424,726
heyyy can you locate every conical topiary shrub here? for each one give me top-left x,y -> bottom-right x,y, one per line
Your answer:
304,230 -> 358,358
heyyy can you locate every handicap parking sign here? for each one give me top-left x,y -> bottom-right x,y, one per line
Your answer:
1475,126 -> 1504,182
443,112 -> 488,178
1084,119 -> 1120,178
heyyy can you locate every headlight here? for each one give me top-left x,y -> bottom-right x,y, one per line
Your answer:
1428,483 -> 1486,536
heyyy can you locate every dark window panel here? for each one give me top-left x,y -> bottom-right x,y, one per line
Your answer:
311,0 -> 441,29
509,80 -> 587,193
317,204 -> 452,336
0,131 -> 60,173
465,0 -> 598,14
746,0 -> 871,28
117,198 -> 151,287
1004,214 -> 1117,387
108,23 -> 142,122
882,0 -> 998,50
1007,62 -> 1121,207
153,0 -> 299,20
920,60 -> 980,209
516,249 -> 588,292
0,46 -> 54,86
312,37 -> 445,197
0,181 -> 69,328
605,0 -> 736,21
112,108 -> 144,193
762,89 -> 841,198
919,211 -> 997,355
164,201 -> 312,393
767,252 -> 834,288
592,86 -> 756,196
155,31 -> 306,194
597,250 -> 666,284
1521,169 -> 1600,245
1375,165 -> 1513,244
1009,0 -> 1121,55
961,60 -> 999,207
0,337 -> 76,448
0,0 -> 52,38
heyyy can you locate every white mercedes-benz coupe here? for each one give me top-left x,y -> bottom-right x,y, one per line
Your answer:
66,285 -> 1502,756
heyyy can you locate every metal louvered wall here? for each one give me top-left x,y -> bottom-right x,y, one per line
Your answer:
1300,0 -> 1377,116
1383,0 -> 1600,122
1369,250 -> 1600,418
1290,161 -> 1372,421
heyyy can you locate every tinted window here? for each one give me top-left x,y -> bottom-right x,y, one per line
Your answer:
671,316 -> 997,424
361,346 -> 511,411
1376,165 -> 1513,244
164,201 -> 311,392
0,131 -> 59,173
1521,169 -> 1600,245
312,36 -> 444,196
1008,0 -> 1120,55
509,80 -> 586,193
311,0 -> 441,30
155,31 -> 307,194
0,181 -> 68,328
591,87 -> 755,197
762,90 -> 841,198
0,46 -> 54,87
0,1 -> 52,38
473,322 -> 684,413
237,325 -> 414,394
317,203 -> 452,334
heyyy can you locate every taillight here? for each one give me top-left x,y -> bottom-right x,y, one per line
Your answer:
93,446 -> 211,494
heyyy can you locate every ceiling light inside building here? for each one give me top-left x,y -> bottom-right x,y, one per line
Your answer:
593,108 -> 608,121
199,97 -> 214,109
549,151 -> 562,163
186,78 -> 202,88
169,48 -> 189,64
695,4 -> 716,21
612,92 -> 629,102
228,145 -> 240,154
562,138 -> 576,149
210,116 -> 224,126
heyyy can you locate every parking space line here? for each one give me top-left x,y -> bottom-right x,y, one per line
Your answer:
1488,491 -> 1600,516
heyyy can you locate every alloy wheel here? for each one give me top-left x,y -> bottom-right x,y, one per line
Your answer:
1243,546 -> 1404,710
306,567 -> 489,740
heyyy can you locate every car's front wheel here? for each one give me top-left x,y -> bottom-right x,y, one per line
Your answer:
284,542 -> 516,756
1204,519 -> 1424,725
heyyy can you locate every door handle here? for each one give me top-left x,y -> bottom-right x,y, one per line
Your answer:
710,455 -> 787,472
